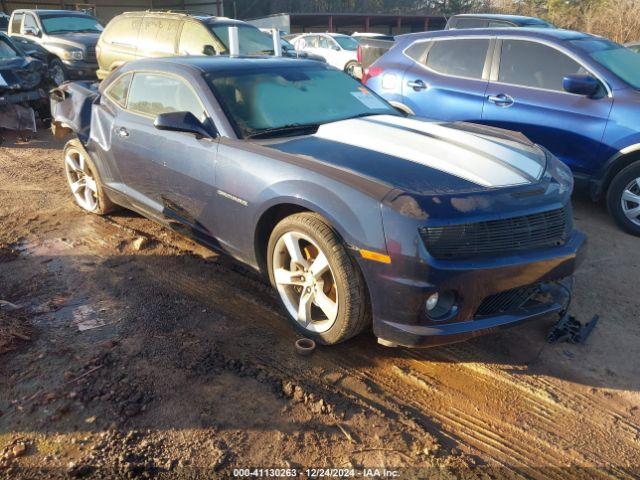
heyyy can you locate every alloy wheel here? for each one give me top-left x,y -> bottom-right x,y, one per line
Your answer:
621,177 -> 640,227
64,148 -> 99,212
272,231 -> 339,333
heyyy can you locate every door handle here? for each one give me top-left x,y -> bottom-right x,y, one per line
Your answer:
115,126 -> 129,138
487,94 -> 515,107
407,79 -> 428,91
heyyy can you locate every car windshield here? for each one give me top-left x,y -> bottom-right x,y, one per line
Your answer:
572,38 -> 640,89
40,14 -> 103,34
334,36 -> 359,51
207,66 -> 398,138
209,24 -> 275,55
0,36 -> 19,59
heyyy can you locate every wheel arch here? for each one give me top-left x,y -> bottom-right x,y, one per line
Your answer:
596,147 -> 640,200
253,198 -> 360,276
388,101 -> 415,115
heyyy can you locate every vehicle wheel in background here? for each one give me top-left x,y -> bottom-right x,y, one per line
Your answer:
267,213 -> 370,345
344,60 -> 358,76
63,139 -> 116,215
49,58 -> 67,86
607,161 -> 640,236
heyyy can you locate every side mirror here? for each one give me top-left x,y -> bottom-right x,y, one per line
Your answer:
154,111 -> 215,139
202,44 -> 216,56
563,74 -> 600,97
23,26 -> 40,37
332,45 -> 341,51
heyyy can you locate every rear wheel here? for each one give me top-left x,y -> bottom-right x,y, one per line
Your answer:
607,162 -> 640,236
267,213 -> 370,345
63,140 -> 116,215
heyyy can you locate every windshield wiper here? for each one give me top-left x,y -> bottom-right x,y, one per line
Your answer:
245,123 -> 320,139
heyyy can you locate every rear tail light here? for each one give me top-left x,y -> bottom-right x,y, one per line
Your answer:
361,66 -> 383,85
357,45 -> 362,64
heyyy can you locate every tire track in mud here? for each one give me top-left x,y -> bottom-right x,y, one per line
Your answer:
67,214 -> 640,476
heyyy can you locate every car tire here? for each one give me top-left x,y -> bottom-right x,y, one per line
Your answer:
344,60 -> 358,75
49,58 -> 67,86
63,139 -> 117,215
607,161 -> 640,236
267,212 -> 370,345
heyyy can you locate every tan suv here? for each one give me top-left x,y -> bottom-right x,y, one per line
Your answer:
96,11 -> 278,80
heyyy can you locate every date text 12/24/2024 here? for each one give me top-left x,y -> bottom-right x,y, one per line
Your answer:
233,468 -> 401,478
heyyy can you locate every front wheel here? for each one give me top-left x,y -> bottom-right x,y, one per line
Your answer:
607,162 -> 640,236
267,213 -> 370,345
49,58 -> 67,86
63,140 -> 116,215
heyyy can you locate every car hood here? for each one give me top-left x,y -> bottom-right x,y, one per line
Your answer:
46,32 -> 99,49
262,115 -> 547,195
0,55 -> 44,91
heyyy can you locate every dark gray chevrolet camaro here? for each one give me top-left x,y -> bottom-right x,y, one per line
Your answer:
51,56 -> 585,347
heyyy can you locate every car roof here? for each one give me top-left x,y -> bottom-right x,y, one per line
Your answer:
13,9 -> 91,15
119,55 -> 325,75
117,11 -> 241,24
400,27 -> 591,42
451,13 -> 549,24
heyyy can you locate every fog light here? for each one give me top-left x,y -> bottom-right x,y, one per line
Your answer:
426,293 -> 439,311
425,291 -> 456,320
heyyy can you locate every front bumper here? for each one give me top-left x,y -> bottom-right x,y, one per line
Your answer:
62,60 -> 98,80
364,229 -> 586,348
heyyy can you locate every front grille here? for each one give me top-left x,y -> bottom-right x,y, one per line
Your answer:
475,284 -> 541,317
419,205 -> 571,260
86,46 -> 97,62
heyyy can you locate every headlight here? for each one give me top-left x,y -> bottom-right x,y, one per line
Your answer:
61,49 -> 84,61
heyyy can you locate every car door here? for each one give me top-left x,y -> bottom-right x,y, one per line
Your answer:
401,37 -> 492,121
111,71 -> 219,235
482,38 -> 613,174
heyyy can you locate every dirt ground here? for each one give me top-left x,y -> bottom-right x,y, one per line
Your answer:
0,129 -> 639,480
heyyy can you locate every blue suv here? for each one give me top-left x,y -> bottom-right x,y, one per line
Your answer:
365,28 -> 640,235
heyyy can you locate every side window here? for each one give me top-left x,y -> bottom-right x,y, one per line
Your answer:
306,35 -> 318,48
425,39 -> 490,79
318,36 -> 330,49
453,18 -> 488,29
106,73 -> 132,108
498,40 -> 586,91
127,73 -> 206,122
11,13 -> 24,34
22,14 -> 38,33
488,21 -> 514,28
102,16 -> 141,45
179,21 -> 216,55
139,17 -> 180,55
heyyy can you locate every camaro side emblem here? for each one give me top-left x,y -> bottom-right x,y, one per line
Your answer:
217,189 -> 248,206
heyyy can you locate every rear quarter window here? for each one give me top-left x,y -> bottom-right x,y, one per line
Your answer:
105,73 -> 132,107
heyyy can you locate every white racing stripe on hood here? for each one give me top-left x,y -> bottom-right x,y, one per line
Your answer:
313,115 -> 544,187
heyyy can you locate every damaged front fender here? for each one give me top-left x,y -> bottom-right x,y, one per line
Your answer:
50,81 -> 100,142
